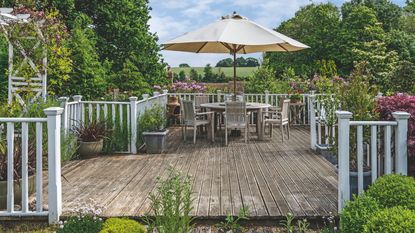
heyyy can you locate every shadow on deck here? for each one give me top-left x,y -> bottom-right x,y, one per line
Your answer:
60,126 -> 337,220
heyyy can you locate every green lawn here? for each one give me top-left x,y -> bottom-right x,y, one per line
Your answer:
172,67 -> 258,78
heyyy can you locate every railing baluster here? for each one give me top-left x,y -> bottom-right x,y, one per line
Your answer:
104,104 -> 108,121
119,104 -> 123,127
370,125 -> 377,183
6,122 -> 14,212
96,104 -> 100,122
35,122 -> 43,212
112,104 -> 116,125
88,103 -> 92,122
384,125 -> 392,174
21,122 -> 29,213
357,125 -> 363,194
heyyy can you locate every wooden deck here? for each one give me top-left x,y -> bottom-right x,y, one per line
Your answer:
60,126 -> 337,219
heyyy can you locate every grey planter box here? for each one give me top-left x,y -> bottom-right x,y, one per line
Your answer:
143,130 -> 169,154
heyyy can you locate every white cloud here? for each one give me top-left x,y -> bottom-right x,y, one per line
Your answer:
150,0 -> 375,66
149,13 -> 190,41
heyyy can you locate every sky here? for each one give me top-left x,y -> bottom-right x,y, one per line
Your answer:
148,0 -> 406,67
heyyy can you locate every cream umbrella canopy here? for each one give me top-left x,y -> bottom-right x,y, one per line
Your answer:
162,12 -> 309,96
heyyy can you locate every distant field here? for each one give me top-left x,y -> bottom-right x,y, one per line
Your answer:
172,67 -> 258,78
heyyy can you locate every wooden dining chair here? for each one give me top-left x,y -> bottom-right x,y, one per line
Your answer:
262,99 -> 290,141
224,101 -> 250,145
195,95 -> 210,112
181,100 -> 214,144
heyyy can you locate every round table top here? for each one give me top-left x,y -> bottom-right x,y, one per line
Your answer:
200,102 -> 271,110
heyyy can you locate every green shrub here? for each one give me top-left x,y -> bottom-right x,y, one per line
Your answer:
363,207 -> 415,233
57,215 -> 103,233
100,218 -> 146,233
366,174 -> 415,210
340,194 -> 380,233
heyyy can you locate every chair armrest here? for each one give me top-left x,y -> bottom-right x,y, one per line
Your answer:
196,111 -> 214,116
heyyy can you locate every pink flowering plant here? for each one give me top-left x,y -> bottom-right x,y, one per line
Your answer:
58,199 -> 105,232
377,94 -> 415,159
170,81 -> 206,93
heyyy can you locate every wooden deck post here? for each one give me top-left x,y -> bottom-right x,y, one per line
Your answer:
309,93 -> 317,150
44,107 -> 63,224
217,90 -> 222,102
393,111 -> 410,175
73,95 -> 82,125
129,97 -> 138,154
58,97 -> 69,132
264,90 -> 269,105
336,111 -> 352,212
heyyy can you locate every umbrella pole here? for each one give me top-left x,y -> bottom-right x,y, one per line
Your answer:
233,51 -> 236,99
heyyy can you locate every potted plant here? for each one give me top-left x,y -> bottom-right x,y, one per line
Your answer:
73,121 -> 107,158
289,91 -> 302,103
138,104 -> 168,154
0,137 -> 36,209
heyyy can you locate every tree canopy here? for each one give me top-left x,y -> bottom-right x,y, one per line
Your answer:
0,0 -> 167,101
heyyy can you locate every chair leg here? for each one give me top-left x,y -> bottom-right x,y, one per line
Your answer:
225,127 -> 228,146
193,126 -> 197,144
211,122 -> 215,142
287,124 -> 290,139
184,125 -> 187,141
245,126 -> 248,143
281,124 -> 284,142
270,124 -> 273,137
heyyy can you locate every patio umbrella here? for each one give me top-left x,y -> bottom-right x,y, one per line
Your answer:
162,12 -> 309,96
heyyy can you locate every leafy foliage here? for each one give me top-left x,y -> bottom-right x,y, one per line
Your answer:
363,206 -> 415,233
266,3 -> 341,77
57,215 -> 103,233
65,13 -> 108,99
245,62 -> 290,94
100,218 -> 146,233
217,207 -> 249,233
72,121 -> 107,142
366,174 -> 415,210
137,104 -> 166,145
340,194 -> 380,233
146,168 -> 194,233
376,94 -> 415,161
76,0 -> 167,90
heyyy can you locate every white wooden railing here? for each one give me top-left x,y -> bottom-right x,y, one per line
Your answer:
0,107 -> 63,224
170,91 -> 316,125
336,110 -> 410,211
60,92 -> 168,154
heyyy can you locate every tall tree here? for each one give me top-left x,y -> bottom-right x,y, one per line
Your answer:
265,3 -> 341,77
75,0 -> 167,88
65,13 -> 107,99
341,0 -> 402,31
337,5 -> 398,85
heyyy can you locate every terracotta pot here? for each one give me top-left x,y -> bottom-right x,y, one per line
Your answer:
0,175 -> 36,210
168,96 -> 179,105
79,139 -> 103,158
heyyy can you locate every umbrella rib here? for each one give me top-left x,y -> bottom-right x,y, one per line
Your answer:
161,44 -> 174,50
196,42 -> 209,53
277,44 -> 289,52
220,42 -> 234,53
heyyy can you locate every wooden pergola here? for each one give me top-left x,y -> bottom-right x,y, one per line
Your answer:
0,8 -> 47,105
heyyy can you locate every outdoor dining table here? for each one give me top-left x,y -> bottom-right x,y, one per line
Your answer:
200,102 -> 271,140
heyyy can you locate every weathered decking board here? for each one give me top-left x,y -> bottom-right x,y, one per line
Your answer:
59,126 -> 337,219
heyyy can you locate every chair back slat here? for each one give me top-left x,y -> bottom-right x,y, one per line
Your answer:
181,100 -> 195,123
225,101 -> 247,124
281,99 -> 290,121
195,95 -> 210,107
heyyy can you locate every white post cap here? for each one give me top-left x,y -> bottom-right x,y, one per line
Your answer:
336,111 -> 353,119
44,107 -> 64,116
